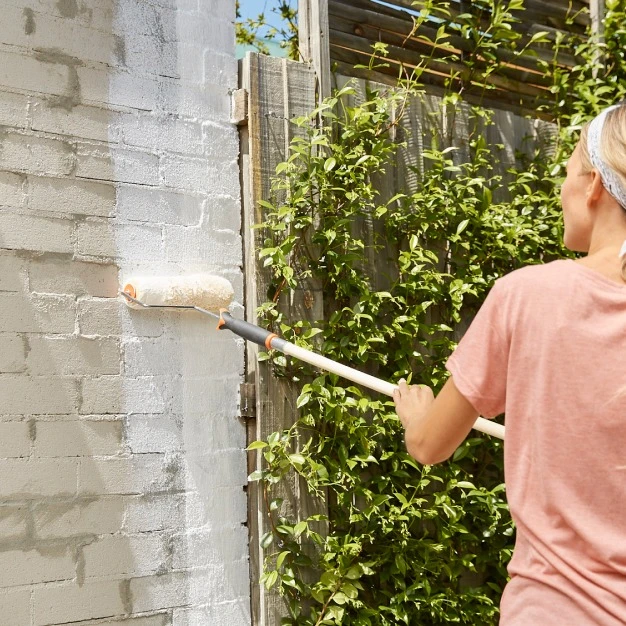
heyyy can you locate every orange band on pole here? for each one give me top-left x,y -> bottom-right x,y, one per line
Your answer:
265,333 -> 279,349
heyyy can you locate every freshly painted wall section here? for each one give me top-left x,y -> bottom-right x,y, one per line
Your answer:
0,0 -> 249,624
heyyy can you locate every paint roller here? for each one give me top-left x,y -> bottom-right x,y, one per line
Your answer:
120,275 -> 505,441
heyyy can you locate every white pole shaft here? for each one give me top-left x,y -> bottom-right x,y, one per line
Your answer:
279,341 -> 505,440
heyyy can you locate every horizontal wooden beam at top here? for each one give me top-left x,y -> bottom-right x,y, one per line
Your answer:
331,60 -> 558,120
329,0 -> 582,67
375,0 -> 590,30
329,28 -> 556,96
329,38 -> 556,111
328,2 -> 558,86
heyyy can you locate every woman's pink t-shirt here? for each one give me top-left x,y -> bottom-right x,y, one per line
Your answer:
446,259 -> 626,625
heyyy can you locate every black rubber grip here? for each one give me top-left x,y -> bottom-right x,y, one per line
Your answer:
218,312 -> 277,347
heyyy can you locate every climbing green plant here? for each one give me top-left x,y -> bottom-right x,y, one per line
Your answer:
249,1 -> 626,624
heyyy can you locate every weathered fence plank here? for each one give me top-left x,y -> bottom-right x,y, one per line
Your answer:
241,52 -> 325,626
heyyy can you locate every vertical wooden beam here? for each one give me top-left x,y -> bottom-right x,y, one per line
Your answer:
240,52 -> 323,626
298,0 -> 332,102
590,0 -> 606,77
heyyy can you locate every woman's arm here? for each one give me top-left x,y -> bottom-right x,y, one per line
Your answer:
393,377 -> 480,464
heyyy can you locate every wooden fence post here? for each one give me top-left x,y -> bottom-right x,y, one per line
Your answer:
240,52 -> 326,626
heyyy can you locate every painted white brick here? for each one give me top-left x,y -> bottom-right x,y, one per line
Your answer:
0,588 -> 31,626
163,225 -> 242,266
203,51 -> 237,89
0,171 -> 26,208
32,100 -> 122,143
0,49 -> 70,97
121,114 -> 203,155
28,175 -> 116,217
183,449 -> 247,492
123,338 -> 181,376
0,548 -> 75,587
76,146 -> 160,186
158,80 -> 230,120
0,211 -> 74,254
0,421 -> 31,457
28,258 -> 119,297
116,186 -> 202,226
202,122 -> 238,161
78,298 -> 123,336
0,131 -> 75,176
0,91 -> 29,128
0,293 -> 76,333
78,454 -> 182,495
0,252 -> 25,292
0,336 -> 26,373
172,526 -> 248,569
33,579 -> 125,626
27,336 -> 121,376
0,374 -> 79,414
181,487 -> 246,532
79,66 -> 158,111
126,414 -> 182,454
0,458 -> 78,497
123,33 -> 175,77
60,615 -> 169,626
35,419 -> 123,457
173,599 -> 250,626
120,304 -> 164,339
206,194 -> 241,232
123,494 -> 181,533
82,533 -> 166,578
76,220 -> 116,258
129,571 -> 205,613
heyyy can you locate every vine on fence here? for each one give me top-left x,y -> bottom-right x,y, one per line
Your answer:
248,1 -> 626,624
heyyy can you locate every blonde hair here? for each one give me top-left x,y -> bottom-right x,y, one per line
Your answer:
579,105 -> 626,186
578,106 -> 626,280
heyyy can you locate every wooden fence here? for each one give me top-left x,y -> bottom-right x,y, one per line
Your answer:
300,0 -> 605,115
238,49 -> 555,624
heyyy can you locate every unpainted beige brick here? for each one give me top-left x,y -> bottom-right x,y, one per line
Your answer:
0,251 -> 25,292
76,146 -> 159,186
0,49 -> 70,97
80,376 -> 166,415
82,533 -> 166,578
78,298 -> 123,336
0,131 -> 75,176
0,374 -> 79,414
33,578 -> 126,625
0,548 -> 75,587
0,420 -> 31,457
32,100 -> 121,143
27,336 -> 121,376
0,211 -> 73,254
28,258 -> 119,297
77,454 -> 180,496
0,588 -> 30,626
0,503 -> 30,540
0,171 -> 26,208
77,220 -> 116,258
35,496 -> 125,539
0,293 -> 76,333
0,335 -> 26,373
0,457 -> 78,497
28,175 -> 116,217
0,91 -> 29,128
35,419 -> 123,457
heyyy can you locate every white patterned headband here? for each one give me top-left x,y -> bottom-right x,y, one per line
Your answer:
587,104 -> 626,211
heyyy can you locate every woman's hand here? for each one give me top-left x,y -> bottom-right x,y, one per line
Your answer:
393,379 -> 435,430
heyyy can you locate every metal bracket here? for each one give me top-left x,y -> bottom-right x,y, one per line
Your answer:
239,382 -> 256,419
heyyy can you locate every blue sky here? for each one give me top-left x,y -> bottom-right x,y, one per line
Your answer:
238,0 -> 294,38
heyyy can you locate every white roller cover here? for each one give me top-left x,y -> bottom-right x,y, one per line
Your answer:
122,274 -> 234,310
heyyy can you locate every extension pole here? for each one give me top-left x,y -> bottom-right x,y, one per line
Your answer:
218,312 -> 505,441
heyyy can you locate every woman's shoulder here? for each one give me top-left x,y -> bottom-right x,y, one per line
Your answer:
495,259 -> 570,293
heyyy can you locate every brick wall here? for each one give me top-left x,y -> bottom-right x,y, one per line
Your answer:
0,0 -> 249,624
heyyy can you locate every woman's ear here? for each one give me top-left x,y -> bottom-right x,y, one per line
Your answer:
586,169 -> 604,207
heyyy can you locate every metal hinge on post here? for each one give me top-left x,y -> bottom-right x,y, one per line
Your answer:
231,88 -> 248,126
239,382 -> 256,420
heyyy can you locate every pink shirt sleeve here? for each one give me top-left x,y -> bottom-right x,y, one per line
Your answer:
445,280 -> 510,419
